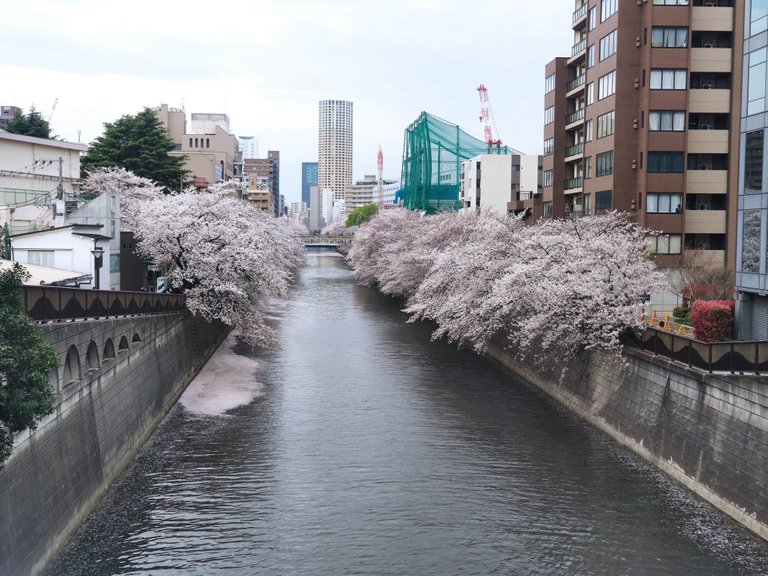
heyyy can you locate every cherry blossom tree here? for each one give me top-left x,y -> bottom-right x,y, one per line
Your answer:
349,209 -> 668,362
85,168 -> 304,347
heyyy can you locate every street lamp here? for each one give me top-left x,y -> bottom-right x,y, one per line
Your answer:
91,247 -> 104,290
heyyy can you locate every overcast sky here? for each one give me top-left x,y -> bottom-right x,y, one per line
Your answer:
2,0 -> 574,203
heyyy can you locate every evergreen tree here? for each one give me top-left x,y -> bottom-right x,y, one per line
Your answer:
0,264 -> 58,466
5,106 -> 52,139
81,108 -> 188,193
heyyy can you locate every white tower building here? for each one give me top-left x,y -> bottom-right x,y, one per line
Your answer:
318,100 -> 353,202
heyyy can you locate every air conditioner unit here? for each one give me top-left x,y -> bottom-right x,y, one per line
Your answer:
704,0 -> 716,6
701,122 -> 711,130
702,82 -> 713,89
699,163 -> 710,170
704,43 -> 714,48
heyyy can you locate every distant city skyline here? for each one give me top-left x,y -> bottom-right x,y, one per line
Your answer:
0,1 -> 574,203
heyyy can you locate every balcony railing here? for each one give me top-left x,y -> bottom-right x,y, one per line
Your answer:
571,38 -> 586,57
565,143 -> 584,157
572,3 -> 588,23
567,74 -> 586,92
565,177 -> 584,190
566,108 -> 585,124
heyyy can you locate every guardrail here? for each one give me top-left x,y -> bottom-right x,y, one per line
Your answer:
630,327 -> 768,374
22,285 -> 186,323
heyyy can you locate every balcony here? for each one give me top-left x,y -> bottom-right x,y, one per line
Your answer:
684,209 -> 726,234
572,3 -> 588,25
688,88 -> 731,113
566,108 -> 585,128
682,249 -> 725,269
686,169 -> 728,194
691,7 -> 734,32
564,177 -> 583,192
690,47 -> 733,73
687,129 -> 729,154
565,143 -> 584,161
567,74 -> 586,94
568,39 -> 586,64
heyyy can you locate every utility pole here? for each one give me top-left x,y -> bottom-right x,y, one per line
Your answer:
56,156 -> 64,200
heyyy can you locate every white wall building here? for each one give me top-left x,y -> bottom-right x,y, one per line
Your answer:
318,100 -> 353,202
10,224 -> 111,289
460,154 -> 543,214
0,131 -> 87,234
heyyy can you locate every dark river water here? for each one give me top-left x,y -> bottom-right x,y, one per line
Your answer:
46,251 -> 768,576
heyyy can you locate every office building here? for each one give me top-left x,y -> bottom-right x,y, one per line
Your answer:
302,162 -> 318,208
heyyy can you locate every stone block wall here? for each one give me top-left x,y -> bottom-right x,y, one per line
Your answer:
485,343 -> 768,542
0,313 -> 229,576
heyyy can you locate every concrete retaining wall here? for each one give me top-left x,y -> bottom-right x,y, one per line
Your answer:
486,343 -> 768,542
0,313 -> 229,576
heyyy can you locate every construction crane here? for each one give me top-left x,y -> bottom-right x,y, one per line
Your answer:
477,84 -> 502,150
47,98 -> 58,123
377,145 -> 384,206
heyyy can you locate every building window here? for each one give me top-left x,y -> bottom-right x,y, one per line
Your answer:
587,45 -> 595,68
649,69 -> 687,90
597,111 -> 615,138
543,138 -> 554,156
647,193 -> 683,213
545,74 -> 555,94
584,156 -> 592,179
584,193 -> 592,215
543,170 -> 553,187
648,111 -> 685,131
587,82 -> 594,105
543,201 -> 553,217
653,0 -> 689,4
647,152 -> 685,172
585,119 -> 593,142
745,129 -> 764,194
596,190 -> 612,212
649,234 -> 682,255
27,250 -> 55,267
742,209 -> 761,272
601,0 -> 617,22
589,6 -> 597,30
748,48 -> 767,116
598,71 -> 616,99
600,30 -> 617,61
596,151 -> 614,176
651,27 -> 688,48
544,106 -> 555,125
752,0 -> 768,36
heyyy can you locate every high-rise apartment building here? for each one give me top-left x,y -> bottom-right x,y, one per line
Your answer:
318,100 -> 353,202
302,162 -> 318,208
544,0 -> 742,269
244,151 -> 280,217
736,2 -> 768,339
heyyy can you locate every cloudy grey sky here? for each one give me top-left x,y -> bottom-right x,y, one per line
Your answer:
2,0 -> 574,203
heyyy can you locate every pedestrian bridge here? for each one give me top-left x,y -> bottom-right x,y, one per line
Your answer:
298,235 -> 353,248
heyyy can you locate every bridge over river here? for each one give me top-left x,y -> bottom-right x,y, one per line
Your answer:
298,234 -> 352,248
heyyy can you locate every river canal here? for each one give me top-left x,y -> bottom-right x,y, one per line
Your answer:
46,251 -> 768,575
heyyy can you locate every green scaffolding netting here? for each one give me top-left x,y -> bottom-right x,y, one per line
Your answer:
400,112 -> 522,213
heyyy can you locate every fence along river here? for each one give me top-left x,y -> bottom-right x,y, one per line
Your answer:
46,251 -> 768,575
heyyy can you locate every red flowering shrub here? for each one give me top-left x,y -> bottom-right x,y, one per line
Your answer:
691,300 -> 734,342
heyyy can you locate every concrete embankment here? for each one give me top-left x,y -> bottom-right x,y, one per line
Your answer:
486,343 -> 768,541
0,313 -> 229,576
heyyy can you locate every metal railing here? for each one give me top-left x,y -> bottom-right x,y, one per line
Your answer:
571,38 -> 586,57
565,143 -> 584,158
566,109 -> 585,125
22,286 -> 186,323
565,177 -> 584,190
567,75 -> 586,92
572,3 -> 588,23
630,327 -> 768,374
298,235 -> 353,246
